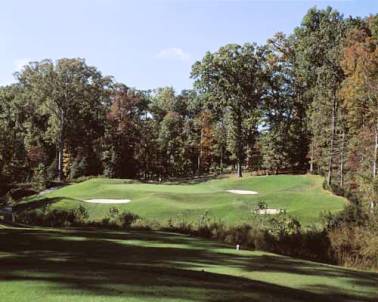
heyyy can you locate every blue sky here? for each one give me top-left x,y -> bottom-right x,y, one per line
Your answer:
1,0 -> 377,91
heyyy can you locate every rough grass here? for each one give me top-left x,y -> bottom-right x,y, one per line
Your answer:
0,224 -> 376,302
18,174 -> 347,226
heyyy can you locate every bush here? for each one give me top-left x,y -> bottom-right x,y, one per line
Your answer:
327,222 -> 378,269
99,208 -> 140,229
267,214 -> 301,238
323,204 -> 378,269
256,201 -> 268,210
163,211 -> 336,264
17,204 -> 142,231
17,205 -> 89,227
117,212 -> 140,228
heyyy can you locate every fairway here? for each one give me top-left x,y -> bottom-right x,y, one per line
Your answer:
0,224 -> 376,302
18,174 -> 347,226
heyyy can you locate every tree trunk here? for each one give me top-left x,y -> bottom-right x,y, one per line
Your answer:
197,154 -> 201,176
327,96 -> 337,187
220,145 -> 223,173
58,144 -> 63,181
57,110 -> 65,181
340,129 -> 345,188
310,142 -> 314,173
235,109 -> 243,178
369,201 -> 375,212
373,125 -> 377,178
197,128 -> 203,176
237,160 -> 242,178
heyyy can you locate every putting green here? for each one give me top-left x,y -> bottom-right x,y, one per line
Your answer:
18,174 -> 347,226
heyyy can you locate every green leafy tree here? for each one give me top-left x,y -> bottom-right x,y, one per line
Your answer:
294,7 -> 347,185
103,85 -> 148,178
261,33 -> 309,172
192,43 -> 264,177
17,58 -> 112,181
0,85 -> 29,191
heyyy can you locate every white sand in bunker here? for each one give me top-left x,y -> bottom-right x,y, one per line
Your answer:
84,199 -> 131,204
226,190 -> 258,195
255,208 -> 283,215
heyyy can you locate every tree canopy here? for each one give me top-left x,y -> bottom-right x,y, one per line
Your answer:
0,7 -> 377,214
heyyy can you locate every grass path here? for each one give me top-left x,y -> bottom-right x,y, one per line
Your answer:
0,224 -> 376,302
18,174 -> 347,226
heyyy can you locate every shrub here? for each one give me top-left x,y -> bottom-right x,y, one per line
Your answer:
108,207 -> 119,218
163,211 -> 336,264
117,212 -> 140,228
328,222 -> 378,269
267,214 -> 301,238
256,201 -> 268,210
323,204 -> 378,269
98,209 -> 140,229
17,205 -> 89,227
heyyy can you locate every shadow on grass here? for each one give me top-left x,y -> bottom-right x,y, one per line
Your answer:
0,227 -> 377,302
164,174 -> 229,185
13,197 -> 80,213
135,174 -> 229,186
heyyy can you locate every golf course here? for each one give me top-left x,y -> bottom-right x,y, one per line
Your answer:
0,224 -> 377,302
17,174 -> 347,226
5,174 -> 376,302
2,2 -> 378,301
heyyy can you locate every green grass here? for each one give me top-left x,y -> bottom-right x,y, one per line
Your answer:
18,174 -> 347,226
0,224 -> 376,302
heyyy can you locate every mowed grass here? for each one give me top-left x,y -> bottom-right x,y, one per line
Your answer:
0,224 -> 377,302
18,174 -> 347,226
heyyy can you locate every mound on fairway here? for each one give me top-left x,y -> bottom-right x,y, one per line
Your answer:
0,225 -> 376,302
18,174 -> 347,226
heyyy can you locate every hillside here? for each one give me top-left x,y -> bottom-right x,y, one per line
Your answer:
17,174 -> 347,226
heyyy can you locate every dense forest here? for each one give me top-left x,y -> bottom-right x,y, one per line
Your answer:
1,7 -> 377,267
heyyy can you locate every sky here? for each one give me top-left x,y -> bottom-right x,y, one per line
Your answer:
1,0 -> 377,91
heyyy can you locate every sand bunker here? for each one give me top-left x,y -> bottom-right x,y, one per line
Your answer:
84,199 -> 131,204
255,208 -> 283,215
226,190 -> 258,195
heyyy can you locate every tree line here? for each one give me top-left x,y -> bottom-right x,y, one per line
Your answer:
1,7 -> 377,212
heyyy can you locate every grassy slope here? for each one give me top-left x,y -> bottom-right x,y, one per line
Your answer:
18,174 -> 346,226
0,224 -> 376,302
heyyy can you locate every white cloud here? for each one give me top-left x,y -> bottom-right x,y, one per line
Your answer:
156,48 -> 191,61
14,58 -> 31,71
